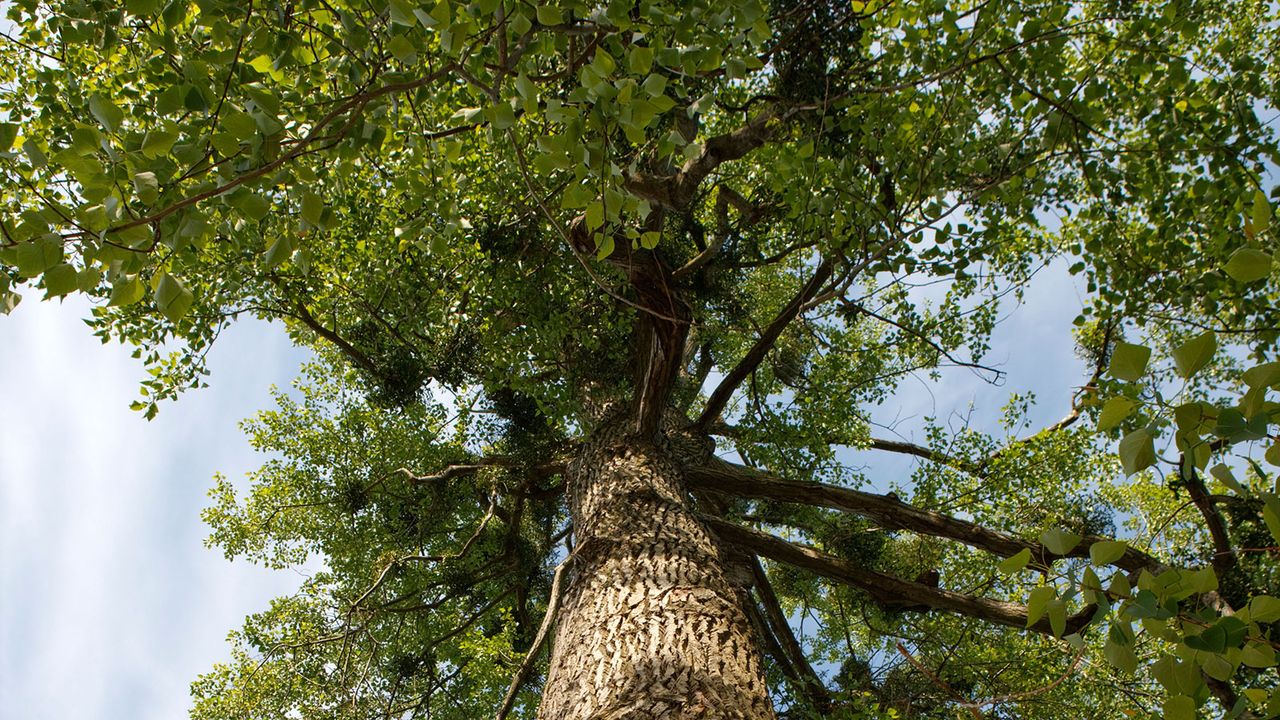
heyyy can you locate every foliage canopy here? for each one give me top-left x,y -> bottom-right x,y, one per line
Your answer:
2,0 -> 1280,717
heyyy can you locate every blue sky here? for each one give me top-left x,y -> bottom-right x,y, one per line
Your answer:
0,297 -> 311,720
0,259 -> 1091,718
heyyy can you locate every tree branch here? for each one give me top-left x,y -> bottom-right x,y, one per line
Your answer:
1180,460 -> 1236,574
290,298 -> 380,376
495,556 -> 573,720
751,558 -> 832,711
693,258 -> 834,431
625,110 -> 777,211
705,517 -> 1094,636
686,458 -> 1162,573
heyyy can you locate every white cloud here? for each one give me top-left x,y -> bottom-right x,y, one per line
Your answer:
0,297 -> 310,720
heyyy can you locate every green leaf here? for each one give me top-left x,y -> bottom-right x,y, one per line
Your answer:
1186,621 -> 1227,652
42,262 -> 78,297
231,192 -> 271,221
155,85 -> 185,115
0,122 -> 18,151
126,0 -> 160,15
1209,463 -> 1246,495
1252,189 -> 1272,229
1046,598 -> 1067,637
1214,407 -> 1268,442
536,5 -> 562,25
429,0 -> 452,28
1089,540 -> 1127,566
133,171 -> 160,204
1119,428 -> 1156,475
1267,441 -> 1280,467
388,34 -> 417,63
108,274 -> 144,307
222,111 -> 258,141
76,267 -> 102,292
89,93 -> 125,132
639,231 -> 660,250
1172,331 -> 1216,379
1201,654 -> 1234,681
1244,361 -> 1280,388
997,547 -> 1032,574
595,233 -> 615,260
641,73 -> 667,98
1040,528 -> 1082,555
210,131 -> 241,156
154,273 -> 194,322
141,128 -> 178,158
1242,641 -> 1277,668
389,0 -> 417,25
69,125 -> 101,154
1261,494 -> 1280,546
264,235 -> 295,269
489,101 -> 516,130
14,239 -> 63,276
1108,342 -> 1150,382
1104,634 -> 1138,674
629,46 -> 654,75
300,192 -> 324,228
585,201 -> 604,231
1026,585 -> 1055,627
1225,247 -> 1273,283
247,55 -> 284,81
1097,396 -> 1137,431
1163,695 -> 1196,720
22,138 -> 47,167
591,49 -> 616,75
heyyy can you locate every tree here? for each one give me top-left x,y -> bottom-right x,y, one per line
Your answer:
2,0 -> 1279,717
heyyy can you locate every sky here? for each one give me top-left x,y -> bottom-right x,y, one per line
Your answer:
0,296 -> 312,720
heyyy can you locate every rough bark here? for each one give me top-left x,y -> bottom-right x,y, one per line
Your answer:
537,417 -> 775,720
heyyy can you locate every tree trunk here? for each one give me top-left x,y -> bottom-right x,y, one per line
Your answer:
537,418 -> 775,720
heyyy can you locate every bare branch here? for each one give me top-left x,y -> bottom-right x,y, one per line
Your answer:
693,258 -> 834,431
705,517 -> 1094,636
751,559 -> 832,711
495,556 -> 573,720
686,458 -> 1162,573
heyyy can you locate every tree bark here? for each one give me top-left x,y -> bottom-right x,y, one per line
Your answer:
537,417 -> 775,720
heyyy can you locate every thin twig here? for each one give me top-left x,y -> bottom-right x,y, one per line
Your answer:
895,642 -> 982,719
494,555 -> 574,720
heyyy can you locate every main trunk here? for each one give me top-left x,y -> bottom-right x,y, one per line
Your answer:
537,419 -> 775,720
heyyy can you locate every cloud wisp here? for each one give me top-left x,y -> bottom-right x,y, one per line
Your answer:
0,297 -> 310,720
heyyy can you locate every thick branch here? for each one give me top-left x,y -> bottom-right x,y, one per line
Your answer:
625,110 -> 776,210
693,258 -> 834,431
687,458 -> 1162,573
751,559 -> 832,711
1181,461 -> 1236,574
290,298 -> 380,376
705,517 -> 1094,636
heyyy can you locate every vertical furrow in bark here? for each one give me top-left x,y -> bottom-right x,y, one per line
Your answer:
537,420 -> 775,720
